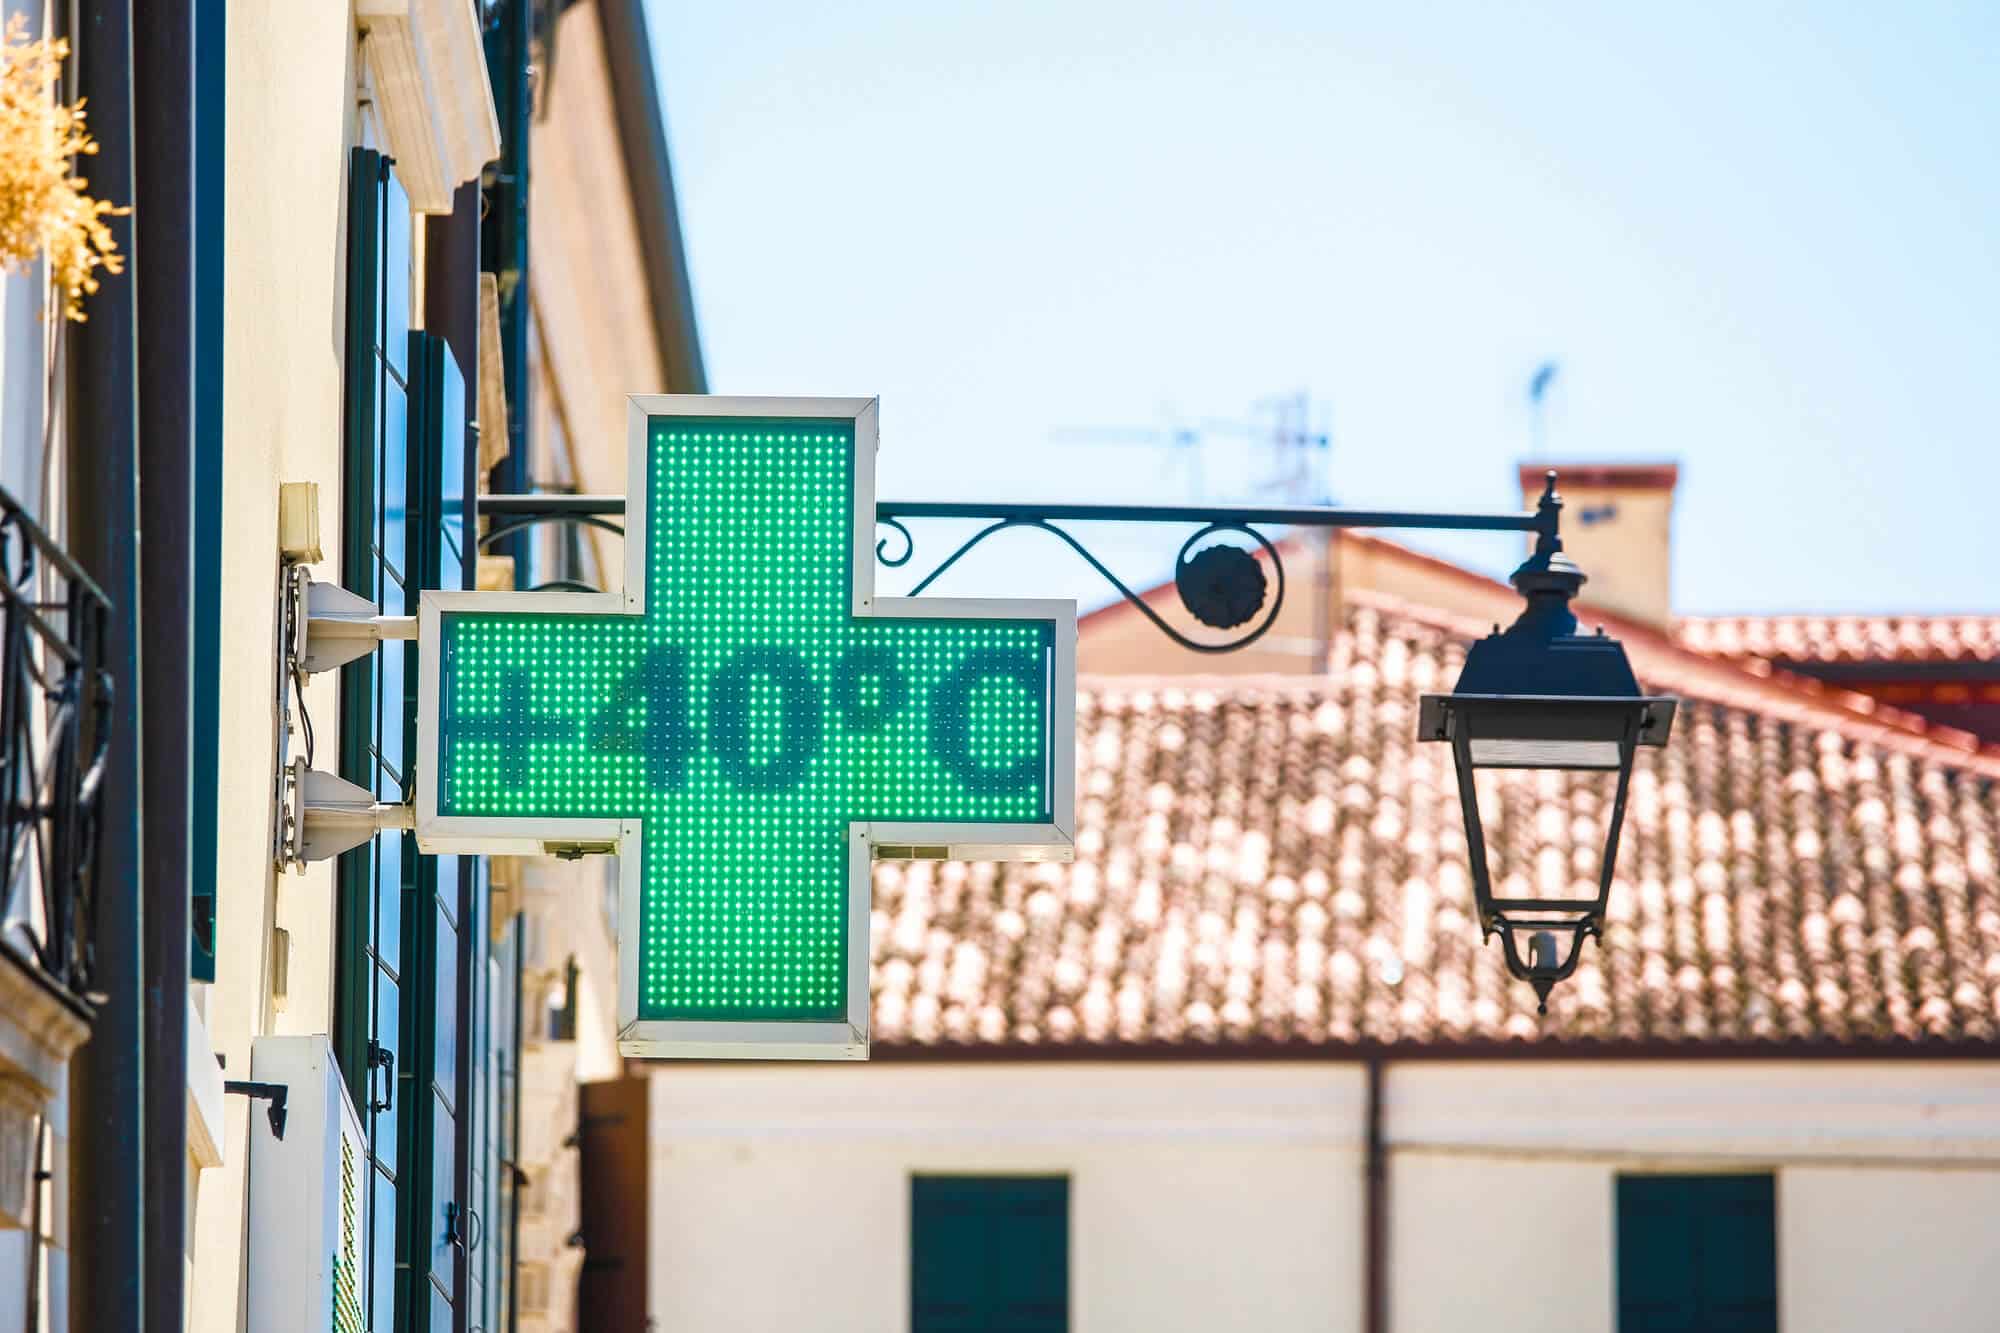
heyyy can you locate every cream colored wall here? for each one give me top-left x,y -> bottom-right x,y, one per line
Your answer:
647,1060 -> 2000,1333
1516,480 -> 1674,627
647,1063 -> 1366,1333
1781,1167 -> 2000,1332
1392,1153 -> 1611,1333
188,5 -> 361,1331
1330,533 -> 1516,627
1391,1061 -> 2000,1332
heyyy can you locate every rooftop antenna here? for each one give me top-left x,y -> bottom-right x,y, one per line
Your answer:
1046,406 -> 1206,498
1050,391 -> 1332,504
1527,360 -> 1559,460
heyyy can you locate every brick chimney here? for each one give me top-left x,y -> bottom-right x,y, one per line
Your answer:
1517,462 -> 1678,627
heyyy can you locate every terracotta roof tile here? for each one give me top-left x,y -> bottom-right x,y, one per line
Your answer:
1677,615 -> 2000,665
873,601 -> 2000,1051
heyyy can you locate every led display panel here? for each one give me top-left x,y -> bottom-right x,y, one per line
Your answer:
417,397 -> 1076,1059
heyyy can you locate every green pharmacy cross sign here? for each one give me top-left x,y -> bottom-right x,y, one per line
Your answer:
417,397 -> 1075,1059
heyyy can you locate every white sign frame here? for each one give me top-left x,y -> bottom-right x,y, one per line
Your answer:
417,395 -> 1076,1060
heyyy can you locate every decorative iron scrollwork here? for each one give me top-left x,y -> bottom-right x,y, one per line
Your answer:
874,515 -> 915,569
879,515 -> 1288,654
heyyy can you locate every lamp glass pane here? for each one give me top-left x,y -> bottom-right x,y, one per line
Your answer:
1468,737 -> 1622,769
1460,762 -> 1624,909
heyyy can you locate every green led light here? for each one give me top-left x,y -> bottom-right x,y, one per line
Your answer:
435,418 -> 1055,1022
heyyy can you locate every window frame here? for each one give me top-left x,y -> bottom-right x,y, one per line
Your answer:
910,1174 -> 1070,1333
1615,1171 -> 1779,1333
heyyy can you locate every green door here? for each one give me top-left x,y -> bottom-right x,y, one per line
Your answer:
1617,1174 -> 1778,1333
912,1176 -> 1068,1333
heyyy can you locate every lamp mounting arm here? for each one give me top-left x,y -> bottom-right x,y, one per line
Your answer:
480,488 -> 1562,655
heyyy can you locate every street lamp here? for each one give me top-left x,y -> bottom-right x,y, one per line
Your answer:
489,467 -> 1676,1014
1418,476 -> 1676,1012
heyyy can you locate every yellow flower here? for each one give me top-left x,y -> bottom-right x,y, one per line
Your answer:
0,15 -> 126,322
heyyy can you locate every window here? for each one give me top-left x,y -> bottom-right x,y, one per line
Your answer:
911,1176 -> 1068,1333
338,146 -> 416,1332
400,331 -> 474,1331
1617,1174 -> 1778,1333
338,147 -> 481,1333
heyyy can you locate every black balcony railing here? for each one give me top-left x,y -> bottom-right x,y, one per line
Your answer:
0,483 -> 112,1011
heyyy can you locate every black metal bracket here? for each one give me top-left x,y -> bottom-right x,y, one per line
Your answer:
223,1080 -> 289,1141
480,480 -> 1563,654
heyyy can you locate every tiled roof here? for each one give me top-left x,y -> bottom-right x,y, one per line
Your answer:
1677,615 -> 2000,666
871,598 -> 2000,1051
1083,529 -> 2000,758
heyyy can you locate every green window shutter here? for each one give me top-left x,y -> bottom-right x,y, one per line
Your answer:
336,144 -> 385,1107
912,1176 -> 1069,1333
396,330 -> 471,1331
337,144 -> 419,1333
1617,1174 -> 1777,1333
188,0 -> 224,983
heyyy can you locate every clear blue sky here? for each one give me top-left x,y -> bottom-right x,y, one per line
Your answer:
648,1 -> 2000,616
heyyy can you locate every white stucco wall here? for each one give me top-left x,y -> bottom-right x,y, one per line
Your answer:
649,1060 -> 2000,1333
649,1063 -> 1367,1333
1385,1062 -> 2000,1333
1392,1153 -> 1613,1333
188,5 -> 360,1331
1781,1167 -> 2000,1332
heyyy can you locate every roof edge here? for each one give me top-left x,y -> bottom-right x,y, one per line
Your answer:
1519,461 -> 1680,491
593,0 -> 708,393
1679,612 -> 2000,624
871,1036 -> 2000,1063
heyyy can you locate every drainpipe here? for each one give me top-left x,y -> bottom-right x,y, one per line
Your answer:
66,2 -> 147,1330
1364,1054 -> 1388,1333
133,0 -> 197,1327
482,0 -> 533,586
425,173 -> 484,1329
506,909 -> 527,1333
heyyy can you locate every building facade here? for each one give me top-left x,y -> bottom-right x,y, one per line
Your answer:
650,1059 -> 2000,1333
197,4 -> 701,1331
0,1 -> 700,1330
